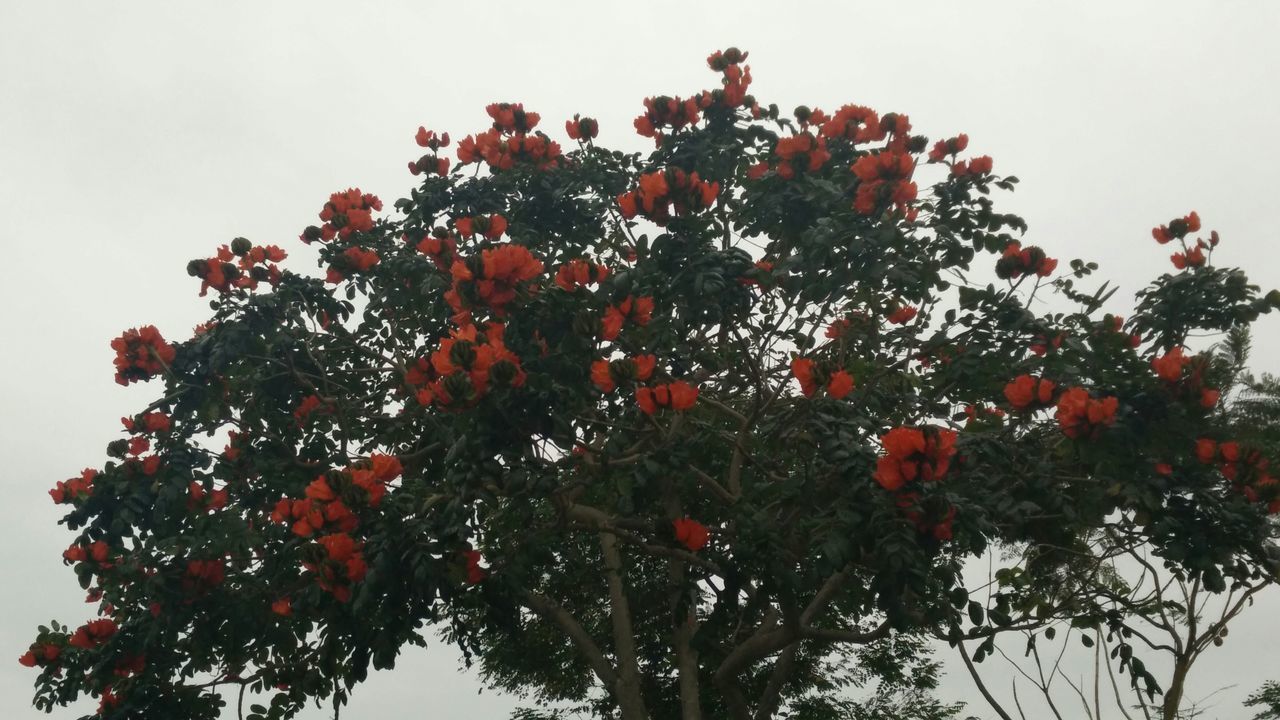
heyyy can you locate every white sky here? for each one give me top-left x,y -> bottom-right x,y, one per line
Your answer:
2,2 -> 1279,718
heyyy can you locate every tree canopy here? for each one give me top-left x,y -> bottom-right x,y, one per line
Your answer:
23,47 -> 1280,720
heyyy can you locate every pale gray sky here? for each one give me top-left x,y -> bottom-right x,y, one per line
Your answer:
2,2 -> 1279,718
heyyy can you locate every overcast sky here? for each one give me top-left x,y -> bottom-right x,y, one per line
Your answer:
3,2 -> 1279,719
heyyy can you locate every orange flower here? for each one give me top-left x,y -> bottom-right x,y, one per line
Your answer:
555,259 -> 610,291
886,305 -> 917,325
851,151 -> 917,215
873,427 -> 958,491
635,381 -> 698,415
827,370 -> 855,399
791,358 -> 818,397
1055,387 -> 1119,440
111,325 -> 176,386
1003,375 -> 1055,411
601,296 -> 654,340
1151,347 -> 1190,383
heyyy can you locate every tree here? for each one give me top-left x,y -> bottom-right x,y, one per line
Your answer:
21,47 -> 1280,720
1245,681 -> 1280,719
951,328 -> 1280,720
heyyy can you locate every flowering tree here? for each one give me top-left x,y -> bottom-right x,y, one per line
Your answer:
23,48 -> 1280,720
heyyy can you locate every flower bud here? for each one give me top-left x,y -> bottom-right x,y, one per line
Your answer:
230,237 -> 253,256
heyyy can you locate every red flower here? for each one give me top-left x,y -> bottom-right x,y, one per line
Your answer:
886,305 -> 917,325
672,518 -> 709,551
927,133 -> 969,162
635,381 -> 698,415
1196,438 -> 1218,464
1003,375 -> 1056,411
462,550 -> 486,585
601,296 -> 655,340
995,242 -> 1058,279
1055,387 -> 1119,440
1151,211 -> 1200,245
1151,347 -> 1190,383
455,214 -> 509,239
111,326 -> 176,386
565,114 -> 599,140
303,188 -> 382,244
1200,388 -> 1221,408
555,259 -> 610,291
50,469 -> 97,504
873,427 -> 958,491
851,151 -> 917,215
486,102 -> 540,133
821,105 -> 883,143
827,370 -> 855,399
68,618 -> 117,649
271,597 -> 293,616
592,355 -> 657,393
446,244 -> 544,317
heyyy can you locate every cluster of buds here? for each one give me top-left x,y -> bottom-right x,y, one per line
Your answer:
444,244 -> 543,321
417,323 -> 527,408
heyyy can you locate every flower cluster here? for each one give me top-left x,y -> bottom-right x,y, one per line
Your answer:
63,540 -> 111,566
555,259 -> 610,291
301,188 -> 382,244
455,214 -> 509,240
182,559 -> 226,596
413,228 -> 459,271
821,105 -> 885,144
187,481 -> 229,513
421,323 -> 526,407
704,47 -> 754,111
927,133 -> 969,162
121,412 -> 171,434
50,468 -> 96,504
271,455 -> 403,538
873,426 -> 959,491
751,132 -> 831,180
591,354 -> 657,393
1003,374 -> 1056,411
17,642 -> 61,669
1151,211 -> 1201,245
325,246 -> 381,284
896,493 -> 957,542
445,244 -> 544,320
565,114 -> 599,141
1196,439 -> 1279,512
293,394 -> 333,426
187,239 -> 288,296
950,155 -> 993,177
672,517 -> 709,551
601,296 -> 655,341
456,104 -> 561,171
305,533 -> 368,603
634,95 -> 702,143
617,168 -> 720,225
409,126 -> 452,177
886,304 -> 918,325
635,381 -> 699,415
995,242 -> 1057,279
111,325 -> 176,386
1055,387 -> 1119,440
850,151 -> 917,215
1152,348 -> 1221,409
68,618 -> 117,649
790,358 -> 855,399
